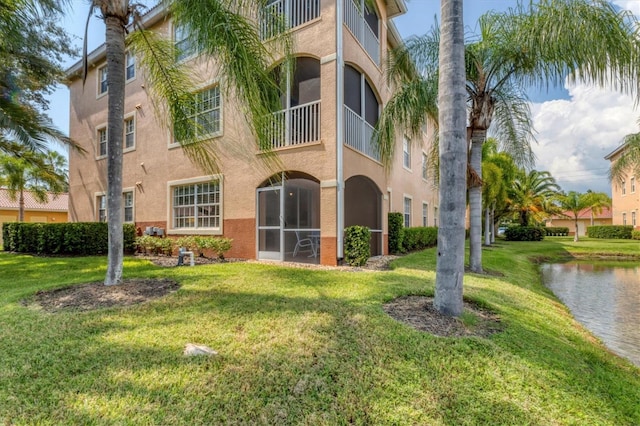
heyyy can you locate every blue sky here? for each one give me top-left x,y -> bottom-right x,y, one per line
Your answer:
49,0 -> 640,195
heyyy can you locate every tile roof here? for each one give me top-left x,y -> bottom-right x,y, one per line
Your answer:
552,206 -> 612,220
0,188 -> 68,212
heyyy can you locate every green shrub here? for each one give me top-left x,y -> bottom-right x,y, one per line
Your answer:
135,235 -> 175,255
344,226 -> 371,266
175,236 -> 232,259
175,236 -> 198,252
632,230 -> 640,240
544,227 -> 569,236
504,226 -> 545,241
587,225 -> 633,239
402,227 -> 438,252
2,222 -> 136,255
388,212 -> 404,254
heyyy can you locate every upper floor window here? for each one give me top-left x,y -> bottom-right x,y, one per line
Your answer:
422,153 -> 428,180
631,177 -> 636,193
403,196 -> 412,228
403,137 -> 411,169
188,86 -> 221,139
174,23 -> 198,61
123,191 -> 134,223
622,180 -> 626,195
97,195 -> 106,222
97,127 -> 107,157
126,52 -> 136,80
98,65 -> 108,95
422,202 -> 428,227
124,116 -> 135,150
623,212 -> 627,225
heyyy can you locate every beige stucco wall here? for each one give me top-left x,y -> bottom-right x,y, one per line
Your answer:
607,150 -> 640,227
67,0 -> 438,264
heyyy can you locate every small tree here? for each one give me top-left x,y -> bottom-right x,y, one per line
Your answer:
556,190 -> 611,242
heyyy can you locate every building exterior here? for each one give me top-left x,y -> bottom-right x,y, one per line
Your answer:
0,188 -> 68,246
546,207 -> 613,236
66,0 -> 439,265
605,144 -> 639,228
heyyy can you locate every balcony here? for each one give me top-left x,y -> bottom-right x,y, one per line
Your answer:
261,0 -> 320,39
344,0 -> 380,65
268,100 -> 321,149
344,105 -> 379,162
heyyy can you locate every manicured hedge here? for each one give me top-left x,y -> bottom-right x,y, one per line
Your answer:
2,222 -> 136,255
632,230 -> 640,240
504,226 -> 545,241
587,225 -> 633,239
344,225 -> 371,266
388,212 -> 404,254
402,227 -> 438,252
544,227 -> 569,236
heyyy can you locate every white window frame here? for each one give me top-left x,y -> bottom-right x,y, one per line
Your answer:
403,136 -> 411,170
96,193 -> 107,222
622,180 -> 626,195
422,202 -> 428,227
167,175 -> 224,235
170,83 -> 222,148
123,189 -> 135,223
174,22 -> 199,62
96,126 -> 107,159
631,177 -> 636,193
403,195 -> 412,228
422,152 -> 428,180
124,113 -> 136,152
434,206 -> 438,227
97,65 -> 108,97
623,212 -> 627,225
125,51 -> 136,82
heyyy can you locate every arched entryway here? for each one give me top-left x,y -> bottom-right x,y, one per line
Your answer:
345,175 -> 383,256
257,172 -> 321,264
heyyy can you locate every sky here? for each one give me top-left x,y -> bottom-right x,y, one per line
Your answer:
48,0 -> 640,195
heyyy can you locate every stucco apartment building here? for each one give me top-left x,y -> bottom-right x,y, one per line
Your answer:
66,0 -> 439,266
605,144 -> 639,228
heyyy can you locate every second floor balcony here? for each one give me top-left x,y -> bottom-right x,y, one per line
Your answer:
344,0 -> 380,65
261,0 -> 320,39
268,100 -> 321,148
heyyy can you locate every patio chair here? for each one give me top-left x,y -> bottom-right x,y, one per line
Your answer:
293,231 -> 317,257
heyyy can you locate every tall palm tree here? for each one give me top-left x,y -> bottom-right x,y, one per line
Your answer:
432,0 -> 466,317
508,169 -> 561,227
609,127 -> 640,186
556,191 -> 611,241
0,149 -> 68,221
85,0 -> 289,285
379,0 -> 640,274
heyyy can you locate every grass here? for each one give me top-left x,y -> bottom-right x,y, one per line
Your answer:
1,239 -> 639,425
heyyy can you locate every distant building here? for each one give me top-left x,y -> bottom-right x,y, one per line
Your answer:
547,206 -> 613,236
605,144 -> 639,228
0,188 -> 69,245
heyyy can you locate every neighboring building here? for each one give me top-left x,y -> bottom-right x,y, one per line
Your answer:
547,207 -> 613,237
65,0 -> 438,265
0,188 -> 69,246
605,144 -> 639,228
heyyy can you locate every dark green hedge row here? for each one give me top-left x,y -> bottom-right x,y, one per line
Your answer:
544,227 -> 569,236
402,227 -> 438,252
2,222 -> 136,255
504,226 -> 545,241
388,212 -> 404,254
344,225 -> 371,266
587,225 -> 633,239
632,230 -> 640,240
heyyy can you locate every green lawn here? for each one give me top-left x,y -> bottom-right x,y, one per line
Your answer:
1,239 -> 639,425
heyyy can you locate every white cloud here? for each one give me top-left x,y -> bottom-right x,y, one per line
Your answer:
530,81 -> 638,195
613,0 -> 640,16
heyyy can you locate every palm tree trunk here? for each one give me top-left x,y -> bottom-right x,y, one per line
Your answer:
574,218 -> 579,242
490,202 -> 496,244
484,206 -> 491,246
468,129 -> 484,272
434,0 -> 466,317
103,10 -> 126,285
18,188 -> 24,222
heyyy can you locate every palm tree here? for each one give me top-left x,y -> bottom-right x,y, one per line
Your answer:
609,128 -> 640,186
0,149 -> 68,222
379,0 -> 640,274
85,1 -> 289,285
556,191 -> 611,241
508,170 -> 561,227
432,0 -> 466,317
0,0 -> 74,156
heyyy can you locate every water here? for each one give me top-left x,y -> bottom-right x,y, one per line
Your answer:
540,262 -> 640,367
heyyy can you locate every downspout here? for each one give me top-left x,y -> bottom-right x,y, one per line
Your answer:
336,0 -> 345,261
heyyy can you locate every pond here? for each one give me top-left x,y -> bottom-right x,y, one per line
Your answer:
540,261 -> 640,367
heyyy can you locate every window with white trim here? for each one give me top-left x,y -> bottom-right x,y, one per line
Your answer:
172,180 -> 221,230
434,206 -> 438,227
98,65 -> 108,95
97,195 -> 106,222
422,202 -> 428,227
124,116 -> 135,149
174,23 -> 198,61
633,211 -> 637,227
631,177 -> 636,193
97,127 -> 107,157
403,197 -> 411,228
126,52 -> 135,80
622,180 -> 626,195
403,136 -> 411,169
176,86 -> 221,141
123,191 -> 134,223
422,153 -> 428,180
623,212 -> 627,225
